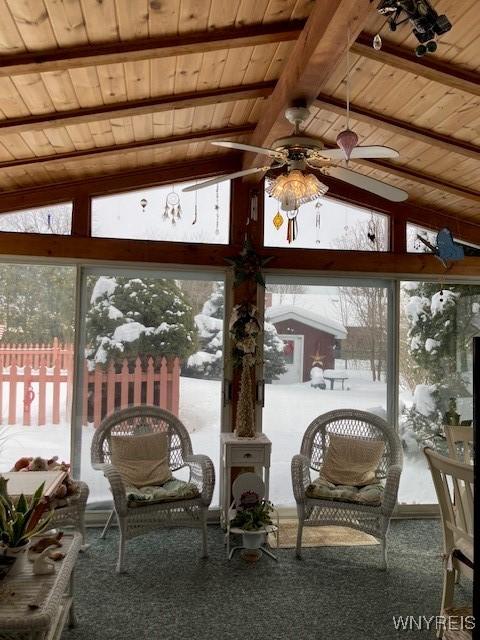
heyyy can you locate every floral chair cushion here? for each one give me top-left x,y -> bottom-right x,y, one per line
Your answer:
305,477 -> 384,506
126,477 -> 200,507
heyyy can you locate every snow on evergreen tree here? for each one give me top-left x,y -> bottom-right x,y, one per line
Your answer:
184,283 -> 287,382
263,321 -> 287,383
403,282 -> 476,449
183,283 -> 224,379
86,276 -> 196,369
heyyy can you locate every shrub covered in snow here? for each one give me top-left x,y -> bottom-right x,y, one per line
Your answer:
402,282 -> 479,450
86,276 -> 196,369
183,283 -> 286,382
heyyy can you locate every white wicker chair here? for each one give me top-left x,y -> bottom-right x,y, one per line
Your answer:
91,405 -> 215,573
291,409 -> 403,569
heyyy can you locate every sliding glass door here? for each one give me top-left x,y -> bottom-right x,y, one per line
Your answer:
74,267 -> 225,508
262,277 -> 393,507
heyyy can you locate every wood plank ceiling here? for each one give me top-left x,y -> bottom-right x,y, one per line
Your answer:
0,0 -> 477,229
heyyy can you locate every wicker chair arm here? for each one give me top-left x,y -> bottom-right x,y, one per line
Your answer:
291,454 -> 312,504
96,463 -> 128,515
381,464 -> 402,515
185,454 -> 215,507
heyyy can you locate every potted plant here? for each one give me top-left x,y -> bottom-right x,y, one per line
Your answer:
230,490 -> 274,550
0,477 -> 53,576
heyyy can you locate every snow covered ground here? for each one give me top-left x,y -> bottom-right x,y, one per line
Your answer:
0,373 -> 436,507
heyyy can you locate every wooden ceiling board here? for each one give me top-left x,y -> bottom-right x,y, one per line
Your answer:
0,78 -> 30,119
80,0 -> 119,43
43,0 -> 89,47
68,66 -> 103,107
5,0 -> 58,51
0,1 -> 25,54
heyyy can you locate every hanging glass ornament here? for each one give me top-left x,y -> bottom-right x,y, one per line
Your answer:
373,33 -> 382,50
214,184 -> 220,236
315,201 -> 322,245
192,188 -> 198,225
273,210 -> 284,230
286,210 -> 298,244
140,198 -> 147,213
344,206 -> 349,232
367,212 -> 376,244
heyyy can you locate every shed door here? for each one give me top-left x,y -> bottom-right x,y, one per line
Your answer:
275,335 -> 304,384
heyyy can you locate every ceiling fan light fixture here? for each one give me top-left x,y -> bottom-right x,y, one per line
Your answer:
266,170 -> 328,212
336,128 -> 359,161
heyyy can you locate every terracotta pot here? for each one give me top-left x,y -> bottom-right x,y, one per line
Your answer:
1,541 -> 30,577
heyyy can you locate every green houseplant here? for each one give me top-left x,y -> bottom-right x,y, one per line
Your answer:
231,490 -> 274,551
0,477 -> 53,576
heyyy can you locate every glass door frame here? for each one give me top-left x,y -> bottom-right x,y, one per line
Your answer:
71,264 -> 230,495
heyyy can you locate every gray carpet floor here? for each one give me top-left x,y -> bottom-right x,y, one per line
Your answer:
63,520 -> 471,640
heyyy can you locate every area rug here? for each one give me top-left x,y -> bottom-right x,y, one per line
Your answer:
268,519 -> 379,548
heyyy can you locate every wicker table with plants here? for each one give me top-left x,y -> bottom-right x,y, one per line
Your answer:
0,476 -> 82,639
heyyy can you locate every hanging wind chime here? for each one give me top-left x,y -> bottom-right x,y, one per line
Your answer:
192,187 -> 198,225
367,212 -> 376,244
315,201 -> 322,245
286,210 -> 298,243
214,184 -> 220,236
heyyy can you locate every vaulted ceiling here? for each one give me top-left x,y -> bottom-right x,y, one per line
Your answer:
0,0 -> 477,229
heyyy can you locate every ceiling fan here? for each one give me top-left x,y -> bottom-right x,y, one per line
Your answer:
182,106 -> 408,204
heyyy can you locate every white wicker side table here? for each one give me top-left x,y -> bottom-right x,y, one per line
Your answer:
0,532 -> 82,640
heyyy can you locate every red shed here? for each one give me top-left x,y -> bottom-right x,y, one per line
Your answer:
266,305 -> 347,384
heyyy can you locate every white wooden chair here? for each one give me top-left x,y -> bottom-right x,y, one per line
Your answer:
424,447 -> 473,636
291,409 -> 403,569
91,405 -> 215,573
445,425 -> 474,465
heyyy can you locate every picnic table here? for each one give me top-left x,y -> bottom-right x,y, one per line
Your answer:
323,370 -> 349,390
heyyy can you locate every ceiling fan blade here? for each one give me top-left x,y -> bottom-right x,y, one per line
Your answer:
329,166 -> 408,202
211,140 -> 285,160
348,145 -> 399,159
182,167 -> 270,192
315,145 -> 399,160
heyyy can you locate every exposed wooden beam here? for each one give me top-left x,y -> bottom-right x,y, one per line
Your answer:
314,94 -> 480,161
353,158 -> 480,203
0,155 -> 242,211
243,0 -> 376,171
0,82 -> 275,136
0,228 -> 478,277
0,21 -> 304,77
0,125 -> 254,172
352,33 -> 480,97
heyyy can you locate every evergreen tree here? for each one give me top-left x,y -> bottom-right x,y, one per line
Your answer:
86,276 -> 196,368
403,282 -> 478,449
0,264 -> 76,343
184,283 -> 287,382
263,321 -> 287,383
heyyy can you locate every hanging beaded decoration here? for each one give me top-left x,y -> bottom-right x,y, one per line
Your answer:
273,209 -> 284,230
286,210 -> 298,244
47,212 -> 53,232
214,184 -> 220,235
164,190 -> 182,225
315,200 -> 322,245
192,187 -> 198,225
367,212 -> 376,244
140,198 -> 147,213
